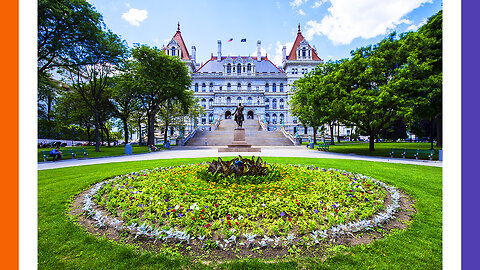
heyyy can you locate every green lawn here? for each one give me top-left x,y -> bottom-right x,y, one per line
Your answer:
38,157 -> 442,269
37,145 -> 163,162
311,142 -> 442,160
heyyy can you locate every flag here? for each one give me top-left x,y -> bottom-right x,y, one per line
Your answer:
227,38 -> 233,42
241,38 -> 246,42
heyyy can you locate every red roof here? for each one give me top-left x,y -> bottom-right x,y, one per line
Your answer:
163,23 -> 191,60
287,25 -> 321,61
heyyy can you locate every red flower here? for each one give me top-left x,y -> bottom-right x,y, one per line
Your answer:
215,203 -> 218,207
202,208 -> 205,213
297,203 -> 300,206
192,217 -> 195,220
172,209 -> 176,212
235,222 -> 239,225
288,218 -> 292,222
201,215 -> 204,219
335,209 -> 338,213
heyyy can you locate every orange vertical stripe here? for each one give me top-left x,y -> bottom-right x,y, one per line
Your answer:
0,0 -> 19,269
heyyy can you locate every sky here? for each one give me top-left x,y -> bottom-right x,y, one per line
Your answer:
86,0 -> 442,67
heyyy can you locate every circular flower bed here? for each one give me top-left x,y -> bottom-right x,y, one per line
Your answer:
81,159 -> 402,252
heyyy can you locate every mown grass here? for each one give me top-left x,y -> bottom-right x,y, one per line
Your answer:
311,142 -> 443,160
38,157 -> 442,269
37,145 -> 165,162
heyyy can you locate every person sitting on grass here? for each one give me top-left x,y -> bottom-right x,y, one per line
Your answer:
49,147 -> 62,161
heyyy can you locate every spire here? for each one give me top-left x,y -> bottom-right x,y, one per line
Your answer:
177,21 -> 180,32
298,23 -> 301,34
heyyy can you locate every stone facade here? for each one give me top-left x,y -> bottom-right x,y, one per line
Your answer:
163,24 -> 355,137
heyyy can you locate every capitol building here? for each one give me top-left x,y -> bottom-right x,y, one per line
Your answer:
163,24 -> 324,137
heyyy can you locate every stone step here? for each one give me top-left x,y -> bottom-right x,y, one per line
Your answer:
185,119 -> 293,146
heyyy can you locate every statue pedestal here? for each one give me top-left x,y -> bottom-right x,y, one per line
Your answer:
218,128 -> 261,152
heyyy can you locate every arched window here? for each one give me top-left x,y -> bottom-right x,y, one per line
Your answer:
237,64 -> 241,75
194,83 -> 198,92
293,116 -> 298,124
227,83 -> 231,91
247,97 -> 252,104
302,47 -> 307,58
272,83 -> 276,92
226,97 -> 231,104
280,113 -> 284,124
272,113 -> 277,124
264,98 -> 269,109
237,83 -> 241,90
209,83 -> 213,92
227,64 -> 231,74
247,83 -> 251,91
171,46 -> 176,56
202,83 -> 206,92
247,63 -> 252,73
280,83 -> 284,92
272,99 -> 277,109
266,114 -> 270,124
237,96 -> 242,104
209,113 -> 214,123
265,83 -> 269,92
209,98 -> 214,108
201,98 -> 206,109
279,98 -> 284,109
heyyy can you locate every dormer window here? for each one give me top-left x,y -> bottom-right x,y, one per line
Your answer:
172,46 -> 176,56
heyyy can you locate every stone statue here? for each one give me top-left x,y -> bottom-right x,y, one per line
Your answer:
233,103 -> 245,128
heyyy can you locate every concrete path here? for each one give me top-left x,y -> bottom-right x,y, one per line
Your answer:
38,146 -> 442,171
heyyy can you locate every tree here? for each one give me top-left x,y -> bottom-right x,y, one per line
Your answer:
110,64 -> 140,144
157,95 -> 194,144
395,11 -> 442,149
132,45 -> 192,146
64,29 -> 127,152
38,0 -> 103,74
291,61 -> 343,145
335,34 -> 411,151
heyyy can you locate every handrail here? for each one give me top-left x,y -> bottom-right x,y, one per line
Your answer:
213,119 -> 221,130
280,126 -> 296,145
257,117 -> 267,131
183,128 -> 198,144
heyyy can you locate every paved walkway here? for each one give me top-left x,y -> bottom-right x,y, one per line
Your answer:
38,146 -> 442,170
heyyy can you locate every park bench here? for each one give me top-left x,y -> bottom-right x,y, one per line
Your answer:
414,149 -> 435,160
41,148 -> 88,162
317,143 -> 330,152
390,148 -> 406,158
390,148 -> 435,160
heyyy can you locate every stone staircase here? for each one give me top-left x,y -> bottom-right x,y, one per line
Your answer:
185,119 -> 293,146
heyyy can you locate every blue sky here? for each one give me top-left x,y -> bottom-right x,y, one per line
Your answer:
89,0 -> 442,66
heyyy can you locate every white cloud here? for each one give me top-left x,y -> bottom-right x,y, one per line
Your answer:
406,18 -> 427,31
290,0 -> 308,8
312,0 -> 327,8
304,0 -> 433,45
298,9 -> 306,16
122,8 -> 148,27
272,41 -> 294,67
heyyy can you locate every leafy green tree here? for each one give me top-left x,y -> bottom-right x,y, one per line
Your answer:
131,45 -> 192,146
64,29 -> 127,151
38,0 -> 103,73
292,61 -> 344,144
110,64 -> 140,144
335,34 -> 411,151
395,11 -> 442,149
157,95 -> 194,144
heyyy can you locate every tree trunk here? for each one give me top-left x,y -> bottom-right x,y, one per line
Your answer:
313,127 -> 317,144
430,117 -> 434,150
436,115 -> 442,147
147,110 -> 157,146
337,122 -> 341,143
137,118 -> 143,145
105,126 -> 111,147
123,120 -> 129,144
163,121 -> 169,144
94,111 -> 100,152
329,123 -> 335,145
369,131 -> 375,151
